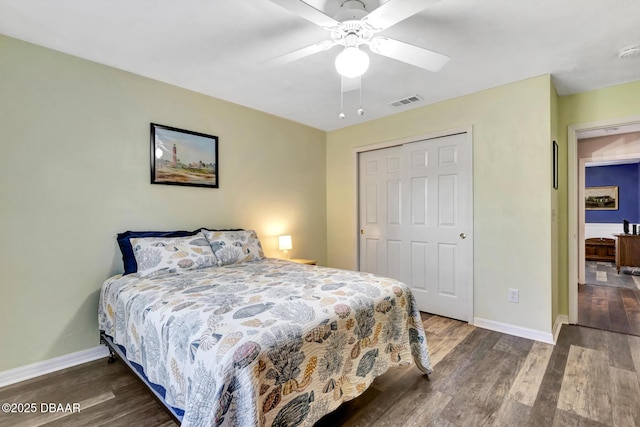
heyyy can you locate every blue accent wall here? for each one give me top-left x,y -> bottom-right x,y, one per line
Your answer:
586,163 -> 639,223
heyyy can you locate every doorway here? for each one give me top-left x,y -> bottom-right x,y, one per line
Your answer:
357,131 -> 473,322
569,118 -> 640,336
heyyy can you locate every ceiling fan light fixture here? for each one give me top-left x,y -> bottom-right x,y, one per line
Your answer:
335,47 -> 370,78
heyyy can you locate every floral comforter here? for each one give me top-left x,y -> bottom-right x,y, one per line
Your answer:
98,258 -> 431,427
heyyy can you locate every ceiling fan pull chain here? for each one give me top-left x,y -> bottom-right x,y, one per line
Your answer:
358,77 -> 364,116
339,76 -> 346,119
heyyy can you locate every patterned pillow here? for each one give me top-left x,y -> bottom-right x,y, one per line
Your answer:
131,233 -> 218,277
117,230 -> 198,275
202,229 -> 265,266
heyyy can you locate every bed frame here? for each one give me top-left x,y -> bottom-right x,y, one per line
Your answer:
99,331 -> 182,424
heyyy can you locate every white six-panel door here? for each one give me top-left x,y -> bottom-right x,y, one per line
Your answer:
358,146 -> 403,280
358,133 -> 472,322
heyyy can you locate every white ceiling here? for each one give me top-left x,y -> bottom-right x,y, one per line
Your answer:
1,0 -> 639,131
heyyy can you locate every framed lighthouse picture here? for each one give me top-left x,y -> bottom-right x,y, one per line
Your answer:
150,123 -> 218,188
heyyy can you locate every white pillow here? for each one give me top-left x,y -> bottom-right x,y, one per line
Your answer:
131,233 -> 218,277
202,229 -> 265,266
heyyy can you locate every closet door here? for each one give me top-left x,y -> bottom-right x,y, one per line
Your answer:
358,132 -> 473,322
358,146 -> 403,280
401,133 -> 472,321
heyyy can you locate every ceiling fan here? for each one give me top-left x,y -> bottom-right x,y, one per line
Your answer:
266,0 -> 450,78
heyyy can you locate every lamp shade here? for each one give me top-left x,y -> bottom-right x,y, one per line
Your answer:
278,235 -> 293,251
335,47 -> 370,78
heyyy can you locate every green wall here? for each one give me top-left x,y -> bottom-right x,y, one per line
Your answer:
327,75 -> 555,336
0,35 -> 327,372
551,84 -> 560,327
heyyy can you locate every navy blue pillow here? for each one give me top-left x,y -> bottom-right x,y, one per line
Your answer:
117,230 -> 198,275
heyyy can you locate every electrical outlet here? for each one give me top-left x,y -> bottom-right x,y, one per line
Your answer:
508,289 -> 519,303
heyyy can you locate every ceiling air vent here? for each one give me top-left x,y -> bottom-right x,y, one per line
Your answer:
389,94 -> 424,108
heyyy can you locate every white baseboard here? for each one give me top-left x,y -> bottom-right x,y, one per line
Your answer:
553,314 -> 569,343
473,317 -> 555,344
0,345 -> 110,388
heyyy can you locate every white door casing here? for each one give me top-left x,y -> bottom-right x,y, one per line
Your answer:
358,132 -> 473,322
567,115 -> 640,324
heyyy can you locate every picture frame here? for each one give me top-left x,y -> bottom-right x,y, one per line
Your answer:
585,186 -> 618,210
150,123 -> 218,188
552,140 -> 558,190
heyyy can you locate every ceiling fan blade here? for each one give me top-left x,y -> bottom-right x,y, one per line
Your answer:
368,36 -> 449,72
267,0 -> 340,28
265,40 -> 337,65
363,0 -> 441,31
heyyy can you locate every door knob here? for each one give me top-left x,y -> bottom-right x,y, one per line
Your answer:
460,233 -> 466,239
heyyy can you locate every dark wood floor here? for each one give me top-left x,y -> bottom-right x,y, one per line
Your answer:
580,261 -> 640,336
2,314 -> 639,426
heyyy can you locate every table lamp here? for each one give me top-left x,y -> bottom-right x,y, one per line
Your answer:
278,235 -> 292,259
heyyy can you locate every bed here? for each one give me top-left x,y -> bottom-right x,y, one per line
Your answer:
98,229 -> 432,426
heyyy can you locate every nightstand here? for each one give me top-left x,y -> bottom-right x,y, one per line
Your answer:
290,258 -> 317,265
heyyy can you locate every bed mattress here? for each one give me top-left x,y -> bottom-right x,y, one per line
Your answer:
98,258 -> 431,426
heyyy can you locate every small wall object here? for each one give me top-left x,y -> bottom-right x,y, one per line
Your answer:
585,186 -> 618,210
150,123 -> 218,188
552,140 -> 558,190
